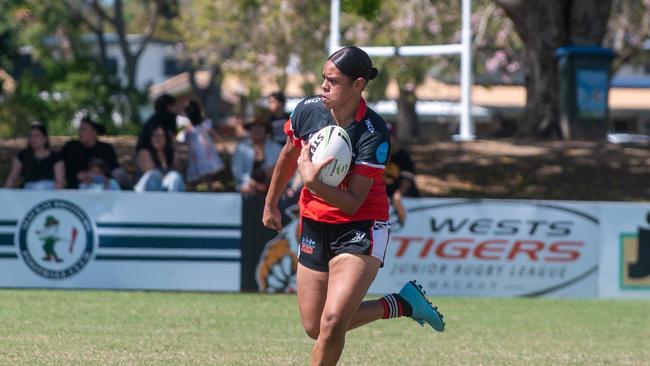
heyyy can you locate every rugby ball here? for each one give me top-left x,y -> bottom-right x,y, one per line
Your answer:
308,125 -> 353,186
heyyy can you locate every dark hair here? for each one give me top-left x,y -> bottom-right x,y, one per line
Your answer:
328,46 -> 378,81
269,91 -> 285,105
80,116 -> 106,135
29,122 -> 50,149
142,124 -> 174,169
154,93 -> 176,113
185,100 -> 202,127
22,122 -> 50,181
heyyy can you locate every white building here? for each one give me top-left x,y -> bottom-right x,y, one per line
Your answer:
101,33 -> 182,90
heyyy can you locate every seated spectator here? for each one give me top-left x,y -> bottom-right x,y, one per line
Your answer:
137,93 -> 180,151
60,117 -> 130,189
134,124 -> 185,192
267,91 -> 290,146
182,100 -> 225,186
3,122 -> 64,190
78,158 -> 121,191
383,123 -> 420,225
231,119 -> 282,195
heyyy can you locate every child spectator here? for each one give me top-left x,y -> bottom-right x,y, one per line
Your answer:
78,158 -> 121,191
3,122 -> 64,190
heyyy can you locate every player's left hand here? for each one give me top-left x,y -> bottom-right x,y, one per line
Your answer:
297,145 -> 333,186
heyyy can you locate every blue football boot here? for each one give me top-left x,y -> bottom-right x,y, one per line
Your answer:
399,280 -> 445,332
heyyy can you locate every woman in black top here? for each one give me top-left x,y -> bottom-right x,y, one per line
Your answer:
4,123 -> 64,190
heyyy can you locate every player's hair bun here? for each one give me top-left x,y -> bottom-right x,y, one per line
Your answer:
368,67 -> 378,80
328,46 -> 378,82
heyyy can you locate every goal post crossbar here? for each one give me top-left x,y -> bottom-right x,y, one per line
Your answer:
329,0 -> 475,141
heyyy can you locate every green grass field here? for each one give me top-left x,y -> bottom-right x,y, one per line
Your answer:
1,290 -> 648,365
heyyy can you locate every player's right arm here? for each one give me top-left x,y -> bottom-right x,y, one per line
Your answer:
262,137 -> 301,231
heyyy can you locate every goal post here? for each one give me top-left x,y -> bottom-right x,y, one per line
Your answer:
329,0 -> 475,141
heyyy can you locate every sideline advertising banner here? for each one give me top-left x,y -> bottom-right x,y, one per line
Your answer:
369,199 -> 600,297
0,190 -> 241,291
598,203 -> 650,298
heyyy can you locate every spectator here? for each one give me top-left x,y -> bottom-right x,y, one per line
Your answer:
267,91 -> 290,146
136,93 -> 180,151
60,117 -> 129,189
383,123 -> 420,225
134,124 -> 185,192
182,100 -> 225,187
78,158 -> 121,191
3,122 -> 64,190
231,118 -> 281,195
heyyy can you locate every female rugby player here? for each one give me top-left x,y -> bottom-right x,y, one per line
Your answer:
262,46 -> 444,366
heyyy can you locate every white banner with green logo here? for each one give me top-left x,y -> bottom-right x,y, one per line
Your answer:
0,190 -> 241,291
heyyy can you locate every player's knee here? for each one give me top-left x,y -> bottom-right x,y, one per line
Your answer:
319,312 -> 346,339
302,318 -> 320,340
304,326 -> 320,340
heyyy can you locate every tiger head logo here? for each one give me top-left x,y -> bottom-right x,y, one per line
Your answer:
255,204 -> 300,293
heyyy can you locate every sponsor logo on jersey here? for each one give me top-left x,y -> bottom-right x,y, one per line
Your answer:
364,118 -> 375,133
304,97 -> 321,105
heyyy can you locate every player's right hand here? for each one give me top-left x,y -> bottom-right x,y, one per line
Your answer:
262,203 -> 282,232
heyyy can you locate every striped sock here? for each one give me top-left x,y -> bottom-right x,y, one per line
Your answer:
379,293 -> 413,319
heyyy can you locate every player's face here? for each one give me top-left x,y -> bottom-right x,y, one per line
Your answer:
320,60 -> 356,109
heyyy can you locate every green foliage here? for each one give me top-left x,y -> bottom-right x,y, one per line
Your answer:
342,0 -> 382,20
0,0 -> 155,138
0,55 -> 140,137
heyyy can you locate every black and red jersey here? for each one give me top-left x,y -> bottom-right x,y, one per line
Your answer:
284,95 -> 391,223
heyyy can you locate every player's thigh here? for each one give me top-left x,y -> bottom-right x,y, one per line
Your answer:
296,263 -> 328,335
321,253 -> 381,328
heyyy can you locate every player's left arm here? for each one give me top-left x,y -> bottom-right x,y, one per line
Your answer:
299,123 -> 390,215
298,144 -> 372,215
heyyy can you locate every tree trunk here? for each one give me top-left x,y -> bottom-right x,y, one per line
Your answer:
396,84 -> 418,142
495,0 -> 613,138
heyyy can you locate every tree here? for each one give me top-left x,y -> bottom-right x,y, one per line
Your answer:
494,0 -> 613,138
605,0 -> 650,72
0,0 -> 137,137
341,0 -> 511,141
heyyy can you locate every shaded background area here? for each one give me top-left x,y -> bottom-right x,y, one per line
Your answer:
2,136 -> 649,201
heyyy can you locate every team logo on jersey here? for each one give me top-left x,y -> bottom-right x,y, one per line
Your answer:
300,237 -> 317,254
18,199 -> 95,279
376,142 -> 389,164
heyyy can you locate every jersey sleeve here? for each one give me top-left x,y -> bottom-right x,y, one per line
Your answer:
283,97 -> 315,147
352,128 -> 391,179
283,119 -> 302,147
